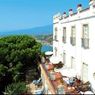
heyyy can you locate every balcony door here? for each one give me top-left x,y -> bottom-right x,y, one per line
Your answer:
71,26 -> 76,38
71,26 -> 76,46
55,47 -> 57,56
83,24 -> 89,39
63,27 -> 66,43
63,53 -> 66,64
82,63 -> 88,82
54,27 -> 58,41
71,57 -> 75,69
82,24 -> 89,48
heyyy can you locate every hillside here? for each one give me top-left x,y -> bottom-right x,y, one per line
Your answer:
35,34 -> 53,45
0,25 -> 53,37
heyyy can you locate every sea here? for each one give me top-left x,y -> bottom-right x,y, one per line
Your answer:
0,31 -> 53,52
41,45 -> 53,52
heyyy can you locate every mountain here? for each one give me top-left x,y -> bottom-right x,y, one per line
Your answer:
0,25 -> 53,37
35,34 -> 53,45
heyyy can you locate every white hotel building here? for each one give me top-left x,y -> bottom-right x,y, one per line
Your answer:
53,0 -> 95,92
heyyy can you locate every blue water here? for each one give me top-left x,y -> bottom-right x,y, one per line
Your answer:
41,45 -> 53,52
0,29 -> 53,53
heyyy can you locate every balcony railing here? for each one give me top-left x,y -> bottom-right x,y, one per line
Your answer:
81,38 -> 89,49
53,35 -> 58,41
40,64 -> 56,94
55,35 -> 57,40
70,37 -> 76,46
63,36 -> 66,43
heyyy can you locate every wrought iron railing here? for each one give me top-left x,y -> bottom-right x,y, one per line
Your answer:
70,37 -> 76,46
53,35 -> 58,41
81,38 -> 89,49
63,36 -> 66,43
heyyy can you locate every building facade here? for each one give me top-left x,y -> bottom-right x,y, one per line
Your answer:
53,0 -> 95,92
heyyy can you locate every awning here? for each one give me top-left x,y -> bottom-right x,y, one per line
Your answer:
45,51 -> 53,56
84,91 -> 94,94
50,56 -> 61,64
55,68 -> 77,77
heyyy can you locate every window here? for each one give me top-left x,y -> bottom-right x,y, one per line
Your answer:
63,53 -> 66,64
71,57 -> 75,69
70,26 -> 76,46
82,24 -> 89,49
82,63 -> 88,82
63,27 -> 66,43
54,27 -> 58,41
55,47 -> 57,56
83,24 -> 89,39
71,26 -> 76,37
93,72 -> 95,80
55,27 -> 58,32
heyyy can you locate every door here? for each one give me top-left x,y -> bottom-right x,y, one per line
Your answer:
71,57 -> 75,69
63,53 -> 66,64
82,63 -> 88,82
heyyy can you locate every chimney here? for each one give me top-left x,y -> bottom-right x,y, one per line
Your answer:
89,0 -> 95,9
63,12 -> 66,18
77,4 -> 82,12
69,9 -> 73,16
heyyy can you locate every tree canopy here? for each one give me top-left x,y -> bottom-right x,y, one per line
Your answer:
0,35 -> 42,94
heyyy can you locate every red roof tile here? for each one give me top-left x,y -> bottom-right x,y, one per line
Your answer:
51,79 -> 63,89
54,72 -> 63,80
46,64 -> 54,71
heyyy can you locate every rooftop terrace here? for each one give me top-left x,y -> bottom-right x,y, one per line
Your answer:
39,55 -> 94,94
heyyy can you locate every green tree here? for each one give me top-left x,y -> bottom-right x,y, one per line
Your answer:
0,64 -> 7,77
0,35 -> 42,94
4,82 -> 27,95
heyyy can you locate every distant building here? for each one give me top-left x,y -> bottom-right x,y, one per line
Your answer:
53,0 -> 95,92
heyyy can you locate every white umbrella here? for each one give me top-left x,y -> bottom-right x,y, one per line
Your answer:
84,91 -> 94,94
45,51 -> 53,56
50,56 -> 61,64
56,68 -> 77,77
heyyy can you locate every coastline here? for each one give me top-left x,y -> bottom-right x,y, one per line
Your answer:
37,40 -> 53,47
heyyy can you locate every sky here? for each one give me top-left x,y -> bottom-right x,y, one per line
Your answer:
0,0 -> 89,32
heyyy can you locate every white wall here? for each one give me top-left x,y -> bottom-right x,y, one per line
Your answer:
53,2 -> 95,90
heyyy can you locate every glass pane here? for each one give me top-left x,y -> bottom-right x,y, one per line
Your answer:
71,26 -> 76,37
83,24 -> 89,38
63,27 -> 66,37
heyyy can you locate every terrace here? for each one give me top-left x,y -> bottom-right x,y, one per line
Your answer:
40,53 -> 94,94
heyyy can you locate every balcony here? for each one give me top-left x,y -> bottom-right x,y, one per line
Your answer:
53,35 -> 58,42
63,36 -> 66,43
81,38 -> 89,49
70,37 -> 76,46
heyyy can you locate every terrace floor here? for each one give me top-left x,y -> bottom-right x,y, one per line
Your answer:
41,57 -> 93,94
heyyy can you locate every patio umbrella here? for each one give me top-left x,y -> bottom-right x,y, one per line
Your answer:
45,51 -> 53,56
56,68 -> 77,77
50,56 -> 61,64
84,91 -> 94,94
